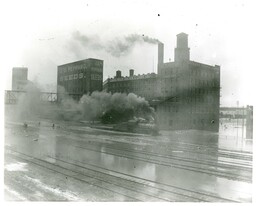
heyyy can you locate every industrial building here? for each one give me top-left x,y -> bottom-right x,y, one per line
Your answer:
157,33 -> 220,131
103,69 -> 157,100
57,58 -> 103,100
12,67 -> 28,91
103,33 -> 220,131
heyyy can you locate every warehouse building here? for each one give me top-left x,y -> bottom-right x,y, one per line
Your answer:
103,69 -> 157,100
104,33 -> 220,131
57,58 -> 103,101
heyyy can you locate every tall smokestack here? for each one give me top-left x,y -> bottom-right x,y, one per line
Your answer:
116,70 -> 121,78
157,42 -> 164,74
175,33 -> 190,62
129,69 -> 134,77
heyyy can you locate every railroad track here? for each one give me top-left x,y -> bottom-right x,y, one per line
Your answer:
6,121 -> 253,156
47,132 -> 252,182
5,123 -> 252,183
63,125 -> 253,161
73,144 -> 252,183
5,148 -> 240,202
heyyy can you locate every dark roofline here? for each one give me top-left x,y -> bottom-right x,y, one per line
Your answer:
220,107 -> 246,110
177,32 -> 188,36
58,58 -> 103,67
105,72 -> 157,82
12,67 -> 28,70
189,61 -> 220,69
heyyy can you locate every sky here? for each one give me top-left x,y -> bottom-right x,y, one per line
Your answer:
1,0 -> 255,107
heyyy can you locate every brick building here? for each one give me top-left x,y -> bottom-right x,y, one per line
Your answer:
103,69 -> 157,100
103,33 -> 221,131
57,58 -> 103,100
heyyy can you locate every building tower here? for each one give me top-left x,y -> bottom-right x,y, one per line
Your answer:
12,67 -> 28,91
174,33 -> 190,62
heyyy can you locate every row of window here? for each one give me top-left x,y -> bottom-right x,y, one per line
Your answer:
59,65 -> 102,74
109,84 -> 155,91
161,118 -> 214,127
59,65 -> 87,73
58,83 -> 85,93
191,69 -> 216,79
160,68 -> 216,79
159,102 -> 217,113
109,81 -> 155,87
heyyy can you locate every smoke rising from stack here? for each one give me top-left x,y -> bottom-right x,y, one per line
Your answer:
71,31 -> 160,57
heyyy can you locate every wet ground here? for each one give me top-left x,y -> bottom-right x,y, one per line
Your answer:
4,117 -> 253,202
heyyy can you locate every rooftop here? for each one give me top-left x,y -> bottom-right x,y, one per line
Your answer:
104,72 -> 157,83
58,58 -> 103,67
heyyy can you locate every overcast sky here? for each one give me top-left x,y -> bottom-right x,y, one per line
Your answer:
1,0 -> 255,107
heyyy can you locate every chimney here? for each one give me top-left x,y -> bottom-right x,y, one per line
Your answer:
157,42 -> 164,74
129,69 -> 134,77
116,70 -> 121,78
175,33 -> 190,62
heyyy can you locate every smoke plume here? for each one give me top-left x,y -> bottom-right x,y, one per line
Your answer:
15,82 -> 42,120
70,31 -> 160,57
59,90 -> 155,123
4,82 -> 44,122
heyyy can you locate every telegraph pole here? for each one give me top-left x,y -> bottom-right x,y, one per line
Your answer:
242,106 -> 244,139
236,101 -> 239,139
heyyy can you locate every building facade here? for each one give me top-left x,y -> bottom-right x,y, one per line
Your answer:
220,107 -> 247,118
103,69 -> 157,100
12,67 -> 28,91
104,33 -> 221,131
57,58 -> 103,100
157,34 -> 220,131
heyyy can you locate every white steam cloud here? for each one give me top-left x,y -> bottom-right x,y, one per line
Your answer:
58,89 -> 155,123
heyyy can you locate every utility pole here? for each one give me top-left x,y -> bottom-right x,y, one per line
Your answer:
242,106 -> 244,139
236,101 -> 239,139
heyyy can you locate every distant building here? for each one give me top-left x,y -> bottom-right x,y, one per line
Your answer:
220,107 -> 247,119
57,58 -> 103,100
12,67 -> 28,91
220,106 -> 253,138
104,33 -> 220,131
246,105 -> 253,139
103,69 -> 157,100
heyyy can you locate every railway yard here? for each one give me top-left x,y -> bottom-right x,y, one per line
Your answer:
4,118 -> 253,202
